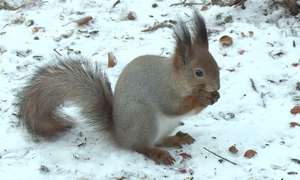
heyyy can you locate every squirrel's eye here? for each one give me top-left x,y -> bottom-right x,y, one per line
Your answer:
195,69 -> 203,77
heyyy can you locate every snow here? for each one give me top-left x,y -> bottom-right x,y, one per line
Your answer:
1,0 -> 300,179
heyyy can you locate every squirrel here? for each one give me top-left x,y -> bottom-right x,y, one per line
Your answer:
17,11 -> 220,165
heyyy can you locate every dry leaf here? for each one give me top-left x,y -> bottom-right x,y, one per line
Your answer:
212,136 -> 217,139
274,51 -> 284,57
292,63 -> 299,67
74,16 -> 93,26
127,11 -> 137,20
179,153 -> 192,159
179,169 -> 187,174
291,106 -> 300,114
108,52 -> 117,68
229,146 -> 238,154
32,27 -> 45,33
238,50 -> 245,55
219,35 -> 233,46
201,6 -> 208,11
241,32 -> 246,38
290,122 -> 300,127
227,68 -> 235,72
249,31 -> 254,37
244,149 -> 257,159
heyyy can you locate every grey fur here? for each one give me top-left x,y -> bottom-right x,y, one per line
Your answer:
17,58 -> 113,137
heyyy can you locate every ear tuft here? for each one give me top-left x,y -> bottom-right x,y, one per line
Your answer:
173,19 -> 192,66
192,10 -> 209,50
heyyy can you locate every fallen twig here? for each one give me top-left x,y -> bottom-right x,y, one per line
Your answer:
53,48 -> 62,56
112,0 -> 121,8
250,78 -> 269,108
203,147 -> 237,165
62,16 -> 93,27
142,20 -> 173,32
1,1 -> 48,11
229,0 -> 246,9
250,78 -> 258,93
170,2 -> 204,7
291,158 -> 300,165
260,92 -> 269,108
2,1 -> 26,10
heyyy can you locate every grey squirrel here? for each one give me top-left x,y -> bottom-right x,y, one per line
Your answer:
17,11 -> 220,165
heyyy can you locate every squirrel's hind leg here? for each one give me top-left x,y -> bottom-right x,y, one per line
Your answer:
137,147 -> 175,165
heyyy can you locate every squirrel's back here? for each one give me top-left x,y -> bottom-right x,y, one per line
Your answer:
17,59 -> 113,137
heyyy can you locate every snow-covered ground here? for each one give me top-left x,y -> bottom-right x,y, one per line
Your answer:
1,0 -> 300,179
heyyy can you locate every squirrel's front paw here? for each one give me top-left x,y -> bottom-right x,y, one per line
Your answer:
197,90 -> 220,106
174,131 -> 195,145
211,91 -> 220,105
157,131 -> 195,148
197,95 -> 213,107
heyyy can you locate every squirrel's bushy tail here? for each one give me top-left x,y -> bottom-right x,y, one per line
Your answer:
17,58 -> 113,138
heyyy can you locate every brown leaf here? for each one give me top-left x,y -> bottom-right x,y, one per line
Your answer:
274,51 -> 284,57
227,68 -> 235,72
249,31 -> 254,37
290,122 -> 300,127
219,35 -> 233,46
229,146 -> 238,154
74,16 -> 93,26
291,106 -> 300,114
238,50 -> 245,55
32,27 -> 45,33
201,6 -> 208,11
244,149 -> 257,159
127,11 -> 137,20
241,32 -> 246,38
179,153 -> 192,159
212,136 -> 217,139
108,52 -> 117,68
178,169 -> 187,174
292,63 -> 299,67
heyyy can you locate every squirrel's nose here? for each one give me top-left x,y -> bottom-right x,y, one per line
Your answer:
205,83 -> 220,92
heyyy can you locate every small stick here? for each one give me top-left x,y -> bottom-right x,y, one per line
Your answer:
2,23 -> 9,30
112,0 -> 121,8
170,2 -> 204,7
293,40 -> 296,47
203,147 -> 237,165
53,48 -> 62,56
260,92 -> 270,108
260,92 -> 266,108
141,20 -> 173,32
250,78 -> 258,93
235,0 -> 246,9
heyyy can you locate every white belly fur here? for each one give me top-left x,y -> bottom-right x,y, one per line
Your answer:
155,110 -> 199,143
155,114 -> 180,143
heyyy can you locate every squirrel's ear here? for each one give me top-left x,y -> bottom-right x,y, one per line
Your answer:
192,11 -> 209,50
173,19 -> 193,68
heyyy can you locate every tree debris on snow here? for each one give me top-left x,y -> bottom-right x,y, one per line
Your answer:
244,149 -> 257,159
112,0 -> 121,8
0,1 -> 48,11
142,20 -> 175,32
229,0 -> 247,9
170,0 -> 204,7
250,78 -> 258,93
63,16 -> 93,27
203,147 -> 237,165
108,52 -> 117,68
